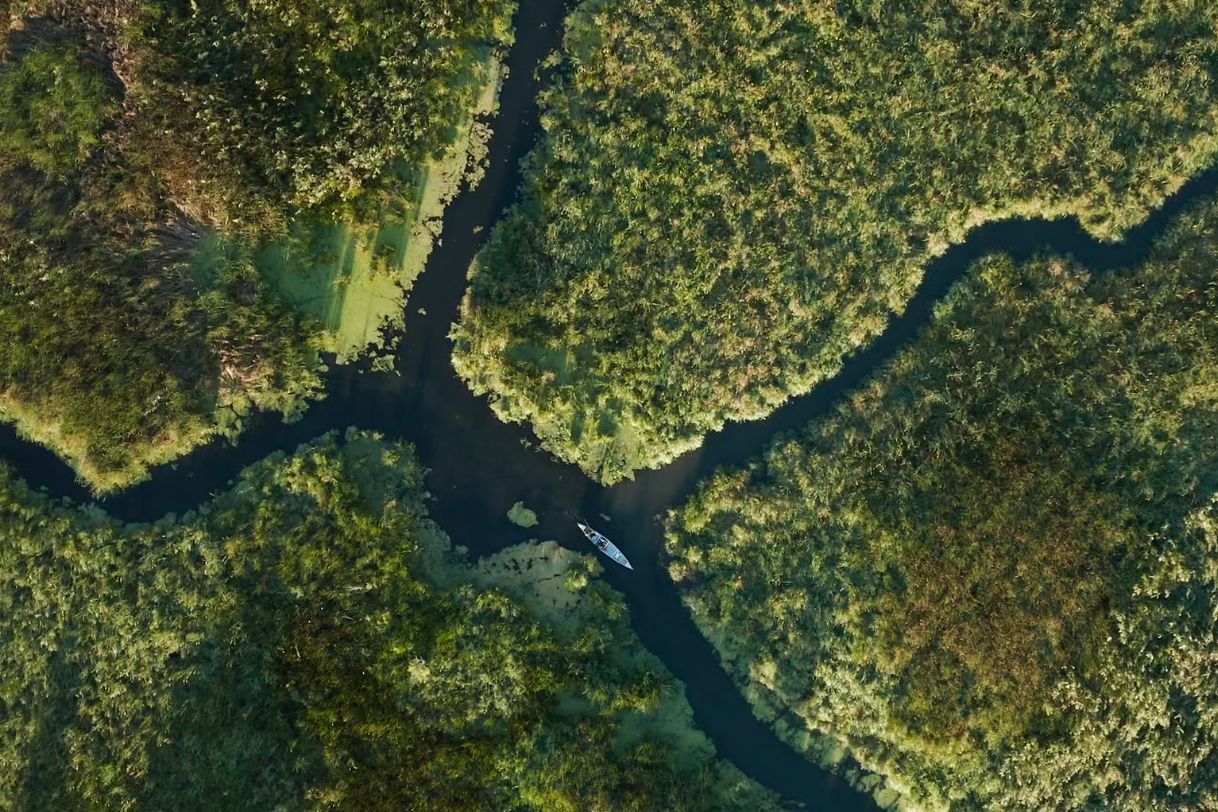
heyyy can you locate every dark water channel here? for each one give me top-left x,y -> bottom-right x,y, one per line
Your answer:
3,3 -> 1218,809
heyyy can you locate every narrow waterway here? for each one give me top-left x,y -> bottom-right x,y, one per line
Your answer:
3,3 -> 1218,809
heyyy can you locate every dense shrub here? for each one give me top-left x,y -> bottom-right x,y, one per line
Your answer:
666,197 -> 1218,809
0,431 -> 780,810
127,0 -> 514,229
455,0 -> 1218,482
0,1 -> 512,489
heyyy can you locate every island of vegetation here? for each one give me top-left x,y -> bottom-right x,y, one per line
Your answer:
665,196 -> 1218,809
507,499 -> 540,527
0,0 -> 512,491
0,430 -> 780,811
453,0 -> 1218,483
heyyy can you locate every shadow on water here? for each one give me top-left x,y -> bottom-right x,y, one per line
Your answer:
3,2 -> 1218,808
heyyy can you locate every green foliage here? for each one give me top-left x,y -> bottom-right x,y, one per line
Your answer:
0,43 -> 112,176
126,0 -> 514,229
0,0 -> 511,489
665,198 -> 1218,809
454,0 -> 1218,483
0,431 -> 780,811
0,163 -> 323,488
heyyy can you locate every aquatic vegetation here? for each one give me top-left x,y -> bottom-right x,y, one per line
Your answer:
665,197 -> 1218,809
454,0 -> 1218,482
0,431 -> 780,810
0,1 -> 512,489
507,499 -> 539,527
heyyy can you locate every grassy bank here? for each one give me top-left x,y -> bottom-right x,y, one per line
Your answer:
454,0 -> 1218,483
0,430 -> 781,810
665,196 -> 1218,809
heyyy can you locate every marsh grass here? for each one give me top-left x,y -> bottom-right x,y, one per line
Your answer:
666,196 -> 1218,810
0,433 -> 782,810
455,0 -> 1218,483
0,7 -> 511,491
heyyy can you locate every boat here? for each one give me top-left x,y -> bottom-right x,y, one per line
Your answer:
577,522 -> 633,570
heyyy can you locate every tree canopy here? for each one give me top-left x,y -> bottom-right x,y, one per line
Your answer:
0,1 -> 512,490
666,195 -> 1218,810
454,0 -> 1218,482
0,430 -> 780,811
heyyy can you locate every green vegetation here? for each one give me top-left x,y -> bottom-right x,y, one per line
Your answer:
0,430 -> 780,811
125,0 -> 511,360
0,35 -> 322,490
122,0 -> 511,227
665,198 -> 1218,809
0,41 -> 110,176
454,0 -> 1218,482
507,499 -> 540,528
0,2 -> 511,489
199,9 -> 509,357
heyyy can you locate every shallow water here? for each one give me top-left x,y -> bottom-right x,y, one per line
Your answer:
3,2 -> 1218,809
